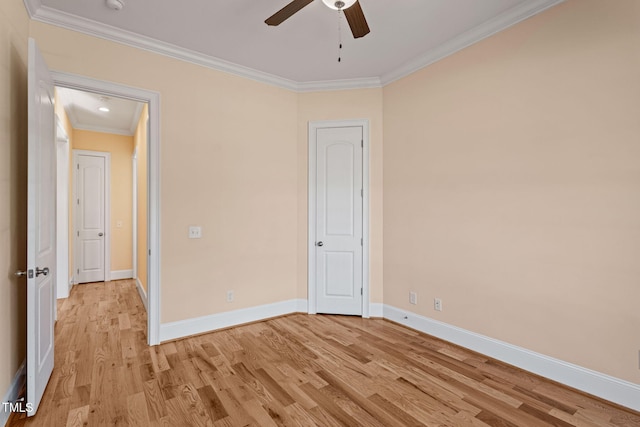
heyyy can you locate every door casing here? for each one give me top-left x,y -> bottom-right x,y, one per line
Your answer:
56,117 -> 70,300
52,70 -> 161,345
308,119 -> 370,317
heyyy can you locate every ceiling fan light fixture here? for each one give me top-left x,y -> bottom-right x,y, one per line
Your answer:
322,0 -> 357,11
105,0 -> 124,11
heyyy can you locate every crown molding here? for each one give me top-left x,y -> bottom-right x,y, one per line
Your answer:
72,123 -> 135,137
380,0 -> 566,86
297,77 -> 382,93
25,3 -> 302,91
25,0 -> 564,92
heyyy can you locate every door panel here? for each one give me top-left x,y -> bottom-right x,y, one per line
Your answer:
315,126 -> 363,315
27,37 -> 56,417
325,251 -> 355,297
325,143 -> 355,236
76,153 -> 106,283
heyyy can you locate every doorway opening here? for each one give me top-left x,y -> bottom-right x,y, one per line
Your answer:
52,72 -> 160,345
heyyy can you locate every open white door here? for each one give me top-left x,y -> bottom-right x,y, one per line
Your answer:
26,38 -> 56,416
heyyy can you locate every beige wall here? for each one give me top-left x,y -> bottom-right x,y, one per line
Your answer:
134,104 -> 148,292
72,129 -> 134,273
0,0 -> 29,405
383,0 -> 640,384
29,21 -> 300,323
297,90 -> 384,304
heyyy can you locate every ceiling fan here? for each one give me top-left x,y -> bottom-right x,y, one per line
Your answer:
265,0 -> 370,39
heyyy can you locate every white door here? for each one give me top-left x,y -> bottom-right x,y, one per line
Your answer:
26,38 -> 56,417
74,151 -> 108,283
315,126 -> 363,315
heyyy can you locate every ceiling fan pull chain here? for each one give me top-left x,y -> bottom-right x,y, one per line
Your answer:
338,9 -> 343,63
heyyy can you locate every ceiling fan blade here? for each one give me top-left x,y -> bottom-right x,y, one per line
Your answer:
344,1 -> 370,38
265,0 -> 314,26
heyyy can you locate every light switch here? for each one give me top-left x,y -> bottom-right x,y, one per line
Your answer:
188,226 -> 202,239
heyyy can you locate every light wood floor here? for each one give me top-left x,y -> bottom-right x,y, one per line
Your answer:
8,280 -> 640,426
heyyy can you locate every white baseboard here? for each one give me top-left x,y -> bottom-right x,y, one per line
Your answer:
111,269 -> 133,280
383,305 -> 640,412
369,303 -> 384,318
159,299 -> 306,343
1,360 -> 26,427
136,278 -> 148,312
296,299 -> 308,313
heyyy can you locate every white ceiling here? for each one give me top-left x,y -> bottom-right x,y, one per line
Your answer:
26,0 -> 564,91
57,87 -> 144,136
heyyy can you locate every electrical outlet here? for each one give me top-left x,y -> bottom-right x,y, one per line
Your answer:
227,290 -> 234,302
188,226 -> 202,239
434,298 -> 443,311
409,292 -> 417,305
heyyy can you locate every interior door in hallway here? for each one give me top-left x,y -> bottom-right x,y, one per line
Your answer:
315,126 -> 363,315
25,37 -> 56,417
74,150 -> 109,283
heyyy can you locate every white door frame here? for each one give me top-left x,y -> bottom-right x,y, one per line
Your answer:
73,149 -> 111,283
132,147 -> 138,280
55,117 -> 70,300
52,70 -> 161,346
308,119 -> 370,318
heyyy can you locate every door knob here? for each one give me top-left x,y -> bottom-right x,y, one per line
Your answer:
316,241 -> 324,247
36,267 -> 49,277
15,270 -> 28,278
98,232 -> 104,237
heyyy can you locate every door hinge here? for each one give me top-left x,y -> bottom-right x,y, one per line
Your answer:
361,238 -> 363,246
77,268 -> 79,274
77,231 -> 79,237
77,198 -> 80,205
149,250 -> 151,256
77,164 -> 79,170
361,189 -> 363,197
361,288 -> 363,295
361,140 -> 363,148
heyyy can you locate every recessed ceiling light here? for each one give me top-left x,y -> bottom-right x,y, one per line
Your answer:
98,106 -> 110,112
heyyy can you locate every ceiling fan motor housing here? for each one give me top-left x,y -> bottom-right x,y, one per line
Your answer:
106,0 -> 124,11
322,0 -> 357,10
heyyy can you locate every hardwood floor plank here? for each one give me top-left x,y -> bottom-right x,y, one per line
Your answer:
316,369 -> 419,427
127,392 -> 151,427
65,405 -> 89,427
299,382 -> 360,426
519,402 -> 578,427
11,280 -> 640,427
197,384 -> 229,421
